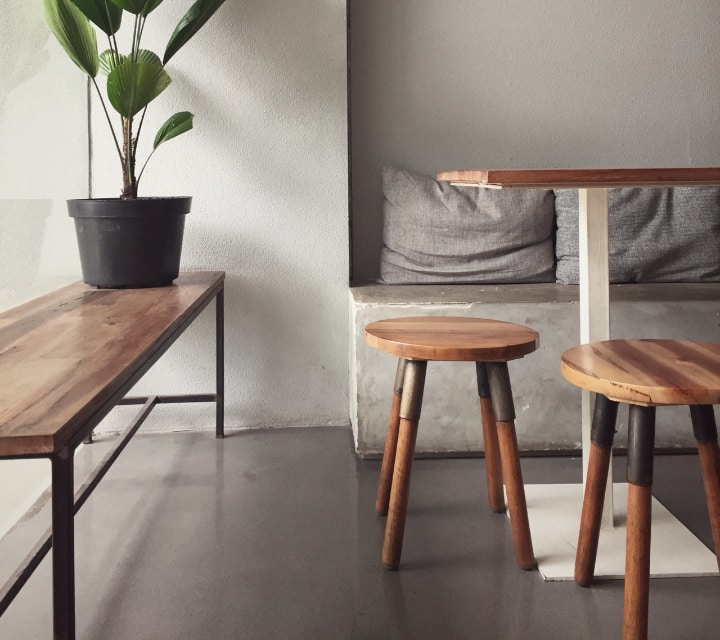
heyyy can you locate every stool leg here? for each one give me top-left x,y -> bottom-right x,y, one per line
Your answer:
690,405 -> 720,571
476,362 -> 505,513
376,358 -> 407,516
382,359 -> 427,570
575,394 -> 619,586
623,405 -> 655,640
487,362 -> 535,570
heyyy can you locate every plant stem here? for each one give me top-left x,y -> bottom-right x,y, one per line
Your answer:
132,14 -> 140,60
90,77 -> 123,165
137,15 -> 146,52
136,147 -> 157,191
121,116 -> 137,199
133,107 -> 148,167
101,0 -> 119,57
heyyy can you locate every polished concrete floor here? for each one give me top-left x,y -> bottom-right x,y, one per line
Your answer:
1,426 -> 719,639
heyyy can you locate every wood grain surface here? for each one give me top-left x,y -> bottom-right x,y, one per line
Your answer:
435,167 -> 720,189
364,316 -> 539,362
0,272 -> 224,457
561,339 -> 720,406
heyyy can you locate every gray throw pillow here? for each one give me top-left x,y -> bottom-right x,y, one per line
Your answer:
555,188 -> 720,284
379,167 -> 556,284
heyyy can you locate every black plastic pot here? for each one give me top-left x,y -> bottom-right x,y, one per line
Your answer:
68,197 -> 190,288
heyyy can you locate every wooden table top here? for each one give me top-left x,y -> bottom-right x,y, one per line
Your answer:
561,339 -> 720,406
0,271 -> 224,457
364,316 -> 539,362
435,167 -> 720,189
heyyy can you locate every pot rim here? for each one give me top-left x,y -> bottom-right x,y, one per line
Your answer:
67,196 -> 192,219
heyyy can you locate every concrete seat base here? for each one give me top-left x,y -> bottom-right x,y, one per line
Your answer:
350,283 -> 720,455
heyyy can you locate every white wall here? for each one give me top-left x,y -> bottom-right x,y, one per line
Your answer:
0,3 -> 87,304
0,0 -> 349,536
350,0 -> 720,281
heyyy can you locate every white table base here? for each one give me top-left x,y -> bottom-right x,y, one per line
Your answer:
523,482 -> 718,581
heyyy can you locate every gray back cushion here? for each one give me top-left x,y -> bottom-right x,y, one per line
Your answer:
380,167 -> 556,284
555,187 -> 720,284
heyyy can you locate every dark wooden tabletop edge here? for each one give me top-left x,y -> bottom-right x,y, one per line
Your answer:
435,167 -> 720,188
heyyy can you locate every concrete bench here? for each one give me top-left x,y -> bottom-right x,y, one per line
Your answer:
350,283 -> 720,456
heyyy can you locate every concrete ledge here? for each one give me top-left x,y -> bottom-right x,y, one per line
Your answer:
352,282 -> 720,304
350,283 -> 720,456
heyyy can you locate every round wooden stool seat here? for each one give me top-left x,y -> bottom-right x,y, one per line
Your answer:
364,316 -> 539,362
561,339 -> 720,406
364,315 -> 539,572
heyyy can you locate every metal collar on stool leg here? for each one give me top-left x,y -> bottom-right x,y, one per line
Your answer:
487,362 -> 515,422
399,360 -> 427,422
394,359 -> 408,395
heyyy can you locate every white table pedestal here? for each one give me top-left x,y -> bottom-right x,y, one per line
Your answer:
437,168 -> 720,582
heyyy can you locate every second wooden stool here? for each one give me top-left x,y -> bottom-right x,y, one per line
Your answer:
561,339 -> 720,640
364,316 -> 539,571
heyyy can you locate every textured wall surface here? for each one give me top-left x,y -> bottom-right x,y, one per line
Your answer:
0,3 -> 87,307
350,0 -> 720,282
89,0 -> 350,432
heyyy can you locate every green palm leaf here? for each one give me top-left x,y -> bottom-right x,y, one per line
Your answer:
100,48 -> 158,75
163,0 -> 227,64
43,0 -> 99,77
134,49 -> 163,65
70,0 -> 122,35
99,49 -> 125,75
109,0 -> 163,16
154,112 -> 194,149
106,61 -> 171,117
141,0 -> 165,15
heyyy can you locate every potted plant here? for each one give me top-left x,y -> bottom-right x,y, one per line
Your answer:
43,0 -> 226,287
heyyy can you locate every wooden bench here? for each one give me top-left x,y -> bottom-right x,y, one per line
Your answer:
0,271 -> 225,640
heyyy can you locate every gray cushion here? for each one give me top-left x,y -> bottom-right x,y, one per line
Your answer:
555,188 -> 720,284
379,167 -> 556,284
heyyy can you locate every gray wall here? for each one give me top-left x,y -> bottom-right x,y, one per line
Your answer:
350,0 -> 720,282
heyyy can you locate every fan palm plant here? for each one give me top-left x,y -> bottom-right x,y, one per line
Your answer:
43,0 -> 226,199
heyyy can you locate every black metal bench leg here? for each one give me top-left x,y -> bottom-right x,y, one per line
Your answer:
216,286 -> 225,439
52,449 -> 76,640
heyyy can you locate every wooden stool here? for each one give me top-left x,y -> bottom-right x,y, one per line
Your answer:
561,339 -> 720,640
364,316 -> 539,571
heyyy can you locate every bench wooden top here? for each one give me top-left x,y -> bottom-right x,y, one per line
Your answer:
364,316 -> 539,362
0,271 -> 224,457
435,167 -> 720,189
561,339 -> 720,406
